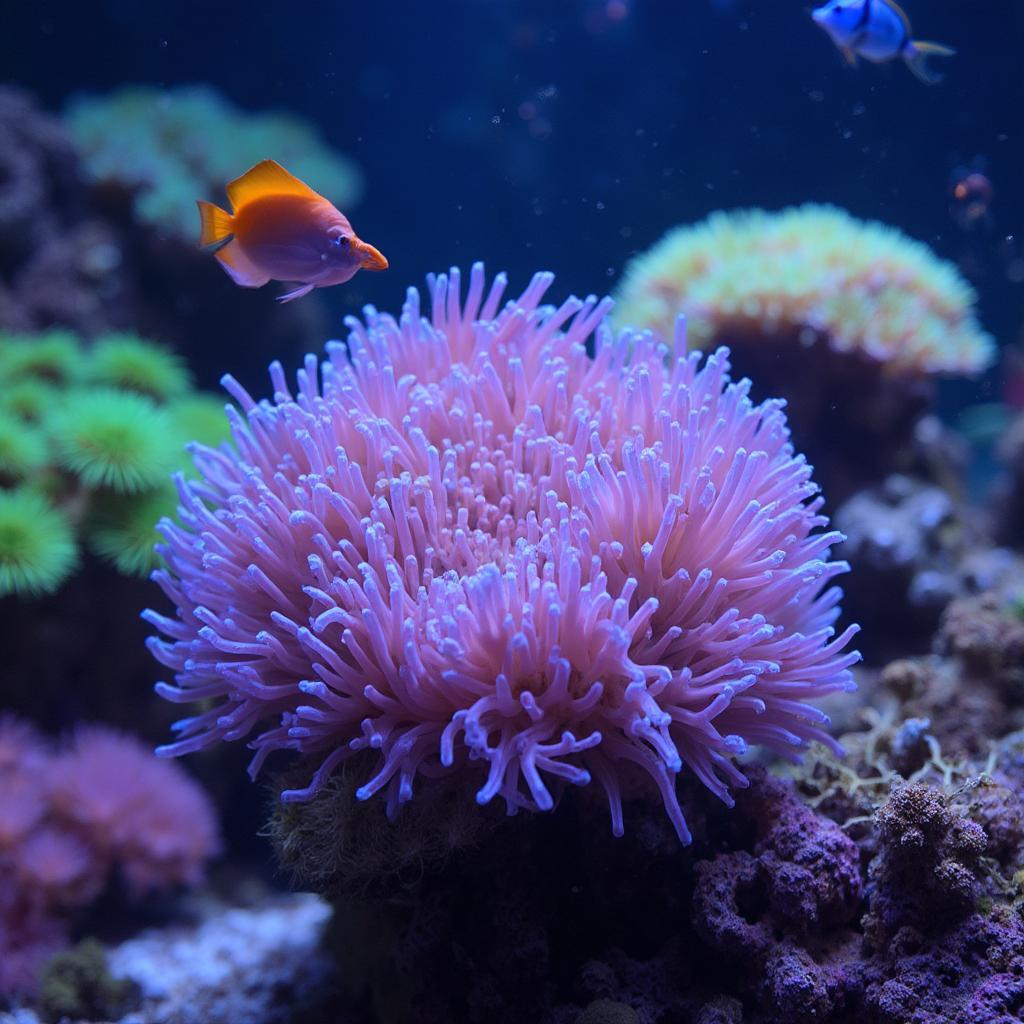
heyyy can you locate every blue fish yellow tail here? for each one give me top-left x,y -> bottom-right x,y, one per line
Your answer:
905,40 -> 956,85
197,200 -> 234,250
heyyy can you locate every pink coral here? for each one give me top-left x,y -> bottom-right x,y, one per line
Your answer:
0,713 -> 46,773
47,725 -> 220,893
0,774 -> 46,847
16,827 -> 98,902
149,264 -> 859,842
0,894 -> 66,998
0,718 -> 218,996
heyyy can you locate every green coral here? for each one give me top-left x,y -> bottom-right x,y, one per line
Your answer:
1,377 -> 59,423
88,482 -> 179,576
1,329 -> 82,387
87,332 -> 191,401
0,488 -> 78,596
65,85 -> 363,240
0,329 -> 230,596
54,390 -> 178,493
166,394 -> 230,450
0,412 -> 48,482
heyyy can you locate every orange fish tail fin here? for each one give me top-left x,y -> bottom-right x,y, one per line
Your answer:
197,200 -> 234,249
905,40 -> 956,85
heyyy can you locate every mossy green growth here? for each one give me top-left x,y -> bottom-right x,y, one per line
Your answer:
0,329 -> 231,597
37,939 -> 140,1024
65,84 -> 363,240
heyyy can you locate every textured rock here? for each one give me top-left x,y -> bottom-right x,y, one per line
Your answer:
106,894 -> 333,1024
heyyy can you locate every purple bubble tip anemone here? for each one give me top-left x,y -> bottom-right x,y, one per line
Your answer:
147,264 -> 860,842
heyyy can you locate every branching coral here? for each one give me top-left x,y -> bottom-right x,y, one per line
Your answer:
148,263 -> 859,843
0,329 -> 227,596
0,715 -> 219,998
614,205 -> 994,377
65,85 -> 363,241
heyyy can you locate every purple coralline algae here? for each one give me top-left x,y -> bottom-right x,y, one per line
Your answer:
0,716 -> 219,997
148,263 -> 859,842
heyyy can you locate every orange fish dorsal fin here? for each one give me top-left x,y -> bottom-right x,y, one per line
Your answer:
225,159 -> 323,211
883,0 -> 913,35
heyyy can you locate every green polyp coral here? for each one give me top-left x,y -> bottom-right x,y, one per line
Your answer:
87,333 -> 191,401
54,391 -> 178,493
0,329 -> 229,597
65,85 -> 363,240
1,378 -> 59,424
0,329 -> 82,387
0,412 -> 48,483
0,488 -> 78,596
166,394 -> 230,450
88,482 -> 179,576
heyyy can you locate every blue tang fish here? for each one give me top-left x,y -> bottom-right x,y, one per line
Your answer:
811,0 -> 955,85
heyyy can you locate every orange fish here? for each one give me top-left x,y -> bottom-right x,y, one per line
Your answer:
197,159 -> 388,303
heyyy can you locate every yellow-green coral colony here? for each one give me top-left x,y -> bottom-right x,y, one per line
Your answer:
64,85 -> 363,240
613,205 -> 995,377
0,331 -> 229,597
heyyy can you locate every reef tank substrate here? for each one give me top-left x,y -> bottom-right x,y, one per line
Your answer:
3,2 -> 1024,1023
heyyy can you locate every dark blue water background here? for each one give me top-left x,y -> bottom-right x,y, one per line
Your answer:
5,0 -> 1022,406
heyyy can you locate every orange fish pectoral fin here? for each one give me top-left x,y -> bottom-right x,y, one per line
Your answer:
225,159 -> 323,211
905,39 -> 956,85
197,200 -> 234,249
276,283 -> 316,304
840,44 -> 859,67
214,240 -> 272,289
